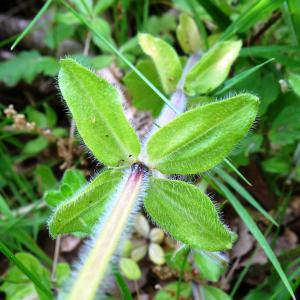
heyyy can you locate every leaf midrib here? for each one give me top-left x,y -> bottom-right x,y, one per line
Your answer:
67,69 -> 131,160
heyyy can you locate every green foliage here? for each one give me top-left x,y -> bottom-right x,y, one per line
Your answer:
144,178 -> 233,251
138,33 -> 182,94
0,51 -> 58,86
48,169 -> 123,237
119,258 -> 141,280
146,94 -> 259,174
44,169 -> 86,207
184,41 -> 242,95
221,0 -> 286,40
202,285 -> 231,300
288,73 -> 300,97
154,282 -> 192,299
0,252 -> 52,300
176,14 -> 203,54
124,60 -> 164,116
58,58 -> 141,166
269,105 -> 300,145
193,251 -> 226,282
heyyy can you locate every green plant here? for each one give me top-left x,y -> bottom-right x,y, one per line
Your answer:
47,33 -> 259,298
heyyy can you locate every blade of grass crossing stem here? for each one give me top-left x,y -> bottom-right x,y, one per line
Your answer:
210,177 -> 295,300
215,168 -> 278,226
224,158 -> 251,186
11,0 -> 53,50
113,269 -> 133,300
0,242 -> 53,299
60,0 -> 179,114
214,59 -> 274,95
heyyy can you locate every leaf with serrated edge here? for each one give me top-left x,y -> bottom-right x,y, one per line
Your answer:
58,58 -> 140,166
48,169 -> 123,237
184,41 -> 242,95
144,178 -> 233,251
146,94 -> 259,174
138,33 -> 182,94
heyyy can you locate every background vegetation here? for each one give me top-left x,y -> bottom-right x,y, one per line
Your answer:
0,0 -> 300,299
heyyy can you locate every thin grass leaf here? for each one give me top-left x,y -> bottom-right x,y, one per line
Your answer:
221,0 -> 285,40
210,177 -> 295,300
113,269 -> 133,300
224,158 -> 251,186
240,45 -> 300,57
60,0 -> 179,114
0,242 -> 53,299
286,0 -> 300,46
214,59 -> 274,95
11,0 -> 53,50
215,168 -> 278,226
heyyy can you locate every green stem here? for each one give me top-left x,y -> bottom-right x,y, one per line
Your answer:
64,165 -> 147,300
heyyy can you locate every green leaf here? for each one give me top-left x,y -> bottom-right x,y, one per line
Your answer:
269,105 -> 300,145
146,94 -> 259,174
119,258 -> 141,280
44,169 -> 86,207
286,0 -> 300,46
211,177 -> 295,300
138,33 -> 182,94
193,251 -> 226,282
58,58 -> 141,166
184,41 -> 242,95
35,165 -> 57,192
24,136 -> 48,155
123,60 -> 164,116
202,285 -> 231,300
288,73 -> 300,97
144,178 -> 233,251
154,282 -> 192,300
194,0 -> 231,30
176,14 -> 204,54
0,248 -> 53,300
0,51 -> 58,87
48,169 -> 123,237
220,0 -> 285,40
56,263 -> 71,287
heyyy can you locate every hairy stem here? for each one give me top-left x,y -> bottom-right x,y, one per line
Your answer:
64,165 -> 147,300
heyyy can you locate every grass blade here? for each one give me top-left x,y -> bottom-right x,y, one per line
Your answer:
0,242 -> 53,299
286,0 -> 300,46
113,269 -> 133,300
220,0 -> 285,40
214,58 -> 274,95
210,177 -> 295,300
224,158 -> 251,186
11,0 -> 53,50
215,167 -> 278,226
60,0 -> 179,114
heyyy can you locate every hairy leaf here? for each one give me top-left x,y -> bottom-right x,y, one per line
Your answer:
184,41 -> 242,95
144,178 -> 233,251
176,14 -> 204,54
58,58 -> 140,166
138,33 -> 182,94
48,169 -> 123,237
146,94 -> 259,174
